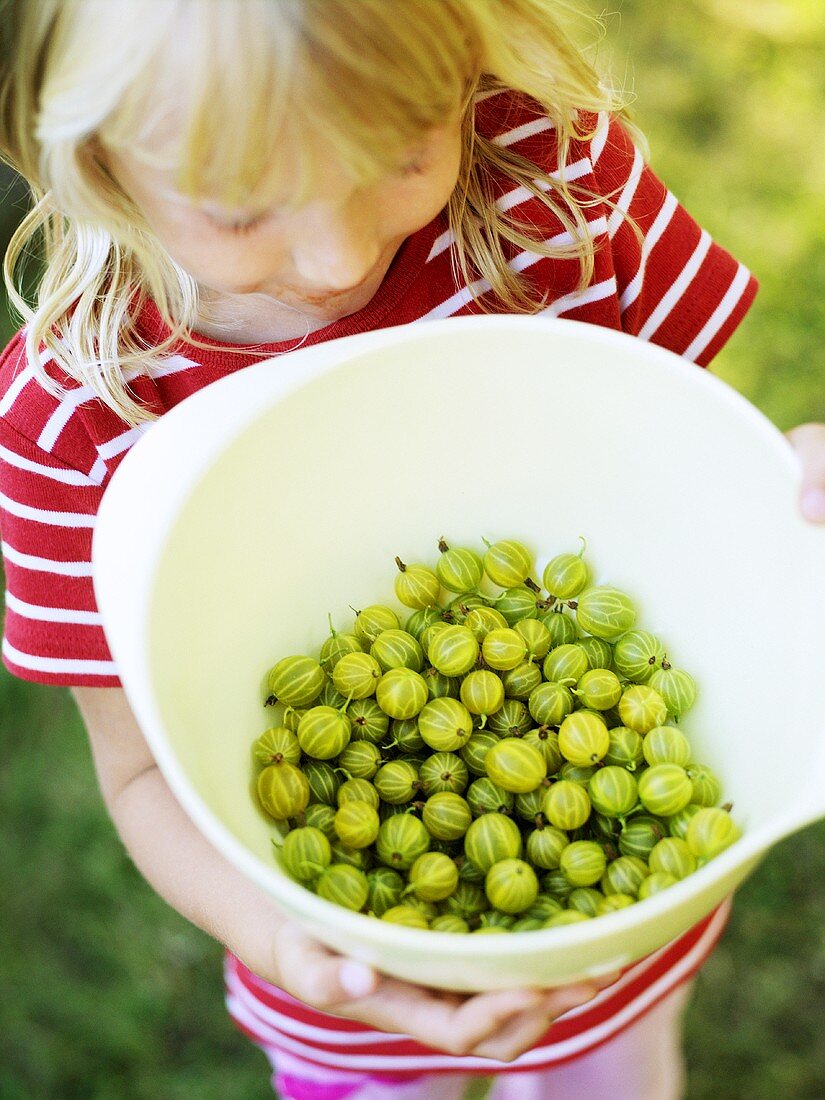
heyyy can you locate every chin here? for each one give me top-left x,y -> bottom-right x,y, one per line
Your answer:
281,281 -> 381,316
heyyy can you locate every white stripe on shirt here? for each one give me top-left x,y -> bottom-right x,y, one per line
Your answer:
0,490 -> 96,527
607,147 -> 644,239
97,423 -> 153,461
683,263 -> 753,363
539,277 -> 619,318
4,590 -> 103,626
421,216 -> 609,321
493,117 -> 555,148
2,637 -> 117,675
34,354 -> 194,454
638,230 -> 713,342
427,158 -> 593,263
0,539 -> 94,576
0,363 -> 37,417
0,349 -> 54,418
619,191 -> 680,314
589,111 -> 611,165
0,441 -> 99,486
36,383 -> 98,452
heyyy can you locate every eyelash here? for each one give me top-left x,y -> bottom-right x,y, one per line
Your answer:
211,156 -> 428,235
221,214 -> 270,236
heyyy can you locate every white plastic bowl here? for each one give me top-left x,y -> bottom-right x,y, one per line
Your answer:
93,316 -> 825,991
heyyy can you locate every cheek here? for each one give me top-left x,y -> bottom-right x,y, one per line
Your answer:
380,141 -> 463,236
158,216 -> 290,288
382,176 -> 456,238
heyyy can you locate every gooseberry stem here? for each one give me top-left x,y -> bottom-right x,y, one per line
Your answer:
438,537 -> 450,553
524,577 -> 541,594
395,556 -> 407,573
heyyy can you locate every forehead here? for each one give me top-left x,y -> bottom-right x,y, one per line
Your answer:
95,0 -> 473,207
114,121 -> 459,218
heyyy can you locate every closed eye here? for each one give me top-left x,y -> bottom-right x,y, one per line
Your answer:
201,208 -> 274,234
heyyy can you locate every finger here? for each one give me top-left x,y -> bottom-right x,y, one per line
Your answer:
448,987 -> 550,1054
273,922 -> 379,1008
590,969 -> 623,990
343,981 -> 545,1055
470,983 -> 601,1063
786,423 -> 825,522
470,1008 -> 557,1063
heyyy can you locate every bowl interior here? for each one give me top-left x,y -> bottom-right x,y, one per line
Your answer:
127,318 -> 825,980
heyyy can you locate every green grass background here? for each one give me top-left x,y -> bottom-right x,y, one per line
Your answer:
1,2 -> 824,1096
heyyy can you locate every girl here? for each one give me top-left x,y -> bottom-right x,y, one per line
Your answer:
1,2 -> 824,1098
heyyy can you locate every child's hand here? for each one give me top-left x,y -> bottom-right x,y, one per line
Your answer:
74,684 -> 616,1063
266,919 -> 617,1062
787,423 -> 825,523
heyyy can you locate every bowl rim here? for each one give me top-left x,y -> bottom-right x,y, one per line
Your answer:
93,314 -> 817,964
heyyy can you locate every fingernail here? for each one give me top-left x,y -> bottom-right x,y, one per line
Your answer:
594,970 -> 622,987
801,487 -> 825,522
339,961 -> 376,998
550,984 -> 598,1009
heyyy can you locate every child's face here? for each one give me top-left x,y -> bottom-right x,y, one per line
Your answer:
106,120 -> 463,326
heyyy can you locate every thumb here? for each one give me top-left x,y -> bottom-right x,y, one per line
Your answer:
273,921 -> 379,1008
786,423 -> 825,523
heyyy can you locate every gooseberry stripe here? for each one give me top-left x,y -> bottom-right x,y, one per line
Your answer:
223,899 -> 731,1074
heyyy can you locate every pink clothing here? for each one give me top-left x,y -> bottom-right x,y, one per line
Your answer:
258,982 -> 695,1100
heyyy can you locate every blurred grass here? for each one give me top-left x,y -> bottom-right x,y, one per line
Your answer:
2,1 -> 825,1097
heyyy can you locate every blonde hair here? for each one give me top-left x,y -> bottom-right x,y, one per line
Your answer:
1,0 -> 637,426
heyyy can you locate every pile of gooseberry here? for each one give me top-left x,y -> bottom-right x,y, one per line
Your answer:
252,537 -> 740,933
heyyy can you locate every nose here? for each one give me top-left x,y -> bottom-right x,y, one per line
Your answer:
290,202 -> 382,292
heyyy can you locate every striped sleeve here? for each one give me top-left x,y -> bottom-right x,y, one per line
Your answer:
590,115 -> 757,365
0,415 -> 120,686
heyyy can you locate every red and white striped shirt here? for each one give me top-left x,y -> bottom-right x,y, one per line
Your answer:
0,91 -> 756,1070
